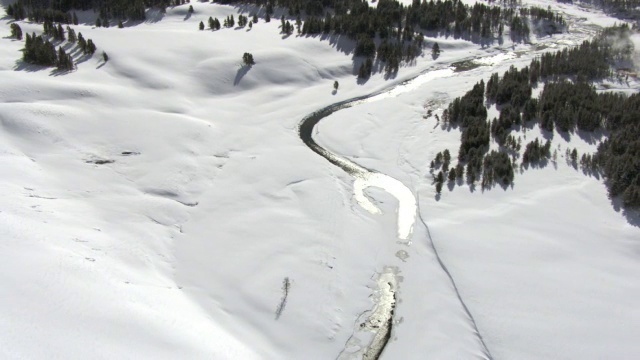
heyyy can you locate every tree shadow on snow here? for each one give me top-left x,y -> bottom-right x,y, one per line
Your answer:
234,65 -> 251,85
609,196 -> 640,228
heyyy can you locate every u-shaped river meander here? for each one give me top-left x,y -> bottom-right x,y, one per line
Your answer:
297,16 -> 597,358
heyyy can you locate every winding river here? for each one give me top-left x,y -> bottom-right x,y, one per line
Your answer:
298,67 -> 463,359
298,15 -> 596,358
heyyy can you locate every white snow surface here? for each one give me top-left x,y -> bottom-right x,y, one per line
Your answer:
1,1 -> 639,359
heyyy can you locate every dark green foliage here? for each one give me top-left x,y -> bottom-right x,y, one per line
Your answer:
333,80 -> 339,90
199,21 -> 204,30
56,46 -> 74,71
486,65 -> 532,107
118,20 -> 124,28
103,51 -> 109,62
482,150 -> 514,187
448,168 -> 457,182
86,39 -> 96,55
238,14 -> 248,27
522,138 -> 551,164
96,17 -> 102,27
538,81 -> 601,133
432,42 -> 440,56
77,32 -> 86,52
455,163 -> 465,179
358,58 -> 373,79
243,52 -> 255,66
188,5 -> 194,13
67,26 -> 76,43
491,105 -> 521,145
10,24 -> 23,40
442,81 -> 489,162
22,33 -> 57,66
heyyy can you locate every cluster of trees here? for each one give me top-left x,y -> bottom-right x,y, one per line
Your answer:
522,138 -> 552,164
442,80 -> 489,164
19,19 -> 97,71
5,0 -> 155,22
481,150 -> 514,187
22,33 -> 74,70
434,24 -> 639,208
208,17 -> 222,30
280,15 -> 294,34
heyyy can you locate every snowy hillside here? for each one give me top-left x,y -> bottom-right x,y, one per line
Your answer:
1,0 -> 639,359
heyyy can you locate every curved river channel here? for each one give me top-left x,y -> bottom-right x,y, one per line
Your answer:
297,16 -> 595,355
298,67 -> 460,359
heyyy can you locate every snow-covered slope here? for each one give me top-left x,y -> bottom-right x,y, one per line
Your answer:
1,1 -> 638,359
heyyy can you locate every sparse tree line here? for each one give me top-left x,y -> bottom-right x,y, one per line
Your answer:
9,22 -> 99,72
211,0 -> 564,78
432,25 -> 640,208
5,0 -> 189,23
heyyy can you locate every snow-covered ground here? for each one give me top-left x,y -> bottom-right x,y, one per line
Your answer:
1,1 -> 639,359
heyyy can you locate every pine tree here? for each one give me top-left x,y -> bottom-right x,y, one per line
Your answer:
432,42 -> 440,56
253,14 -> 258,23
242,52 -> 255,66
209,16 -> 215,29
96,17 -> 102,28
448,168 -> 456,182
72,12 -> 79,26
188,5 -> 194,13
55,23 -> 65,41
118,20 -> 124,28
199,21 -> 204,31
86,39 -> 96,55
103,51 -> 109,62
333,81 -> 339,91
78,33 -> 86,53
67,27 -> 76,43
10,23 -> 23,40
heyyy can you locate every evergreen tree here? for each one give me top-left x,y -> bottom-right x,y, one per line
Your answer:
432,42 -> 440,56
10,23 -> 23,40
67,26 -> 76,43
78,32 -> 86,53
199,21 -> 204,30
333,80 -> 339,91
242,52 -> 255,66
72,12 -> 79,26
55,23 -> 65,41
103,51 -> 109,62
96,17 -> 102,27
118,20 -> 124,28
188,5 -> 194,13
448,168 -> 456,182
86,39 -> 96,55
